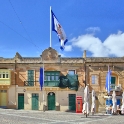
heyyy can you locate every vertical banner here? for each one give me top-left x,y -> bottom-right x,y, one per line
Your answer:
39,67 -> 44,90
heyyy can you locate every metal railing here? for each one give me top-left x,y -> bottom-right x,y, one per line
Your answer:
110,84 -> 115,90
24,81 -> 39,86
110,84 -> 121,91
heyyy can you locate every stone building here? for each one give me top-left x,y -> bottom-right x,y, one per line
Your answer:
0,47 -> 123,112
0,47 -> 85,111
85,55 -> 124,112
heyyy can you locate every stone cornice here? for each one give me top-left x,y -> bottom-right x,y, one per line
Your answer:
86,57 -> 124,62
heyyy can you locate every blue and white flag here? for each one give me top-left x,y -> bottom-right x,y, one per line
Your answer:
39,67 -> 44,90
51,10 -> 68,50
105,67 -> 111,94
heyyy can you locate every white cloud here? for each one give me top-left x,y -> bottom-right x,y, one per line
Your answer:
64,45 -> 72,51
70,31 -> 124,57
86,27 -> 100,33
103,31 -> 124,57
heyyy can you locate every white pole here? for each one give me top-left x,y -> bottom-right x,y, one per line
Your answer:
43,62 -> 45,111
108,65 -> 111,109
108,65 -> 109,94
50,6 -> 52,47
43,63 -> 44,101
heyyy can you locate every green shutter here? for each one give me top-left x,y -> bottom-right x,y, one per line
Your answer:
44,71 -> 60,87
28,70 -> 34,86
111,77 -> 116,84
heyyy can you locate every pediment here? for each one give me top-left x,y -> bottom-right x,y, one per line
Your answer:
42,47 -> 58,61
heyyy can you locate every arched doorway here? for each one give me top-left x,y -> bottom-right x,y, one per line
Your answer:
47,92 -> 55,110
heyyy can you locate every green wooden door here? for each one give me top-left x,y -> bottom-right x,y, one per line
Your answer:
32,93 -> 39,110
18,94 -> 24,109
69,94 -> 76,111
48,92 -> 55,110
28,70 -> 34,86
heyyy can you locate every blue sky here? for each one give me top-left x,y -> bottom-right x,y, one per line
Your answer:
0,0 -> 124,58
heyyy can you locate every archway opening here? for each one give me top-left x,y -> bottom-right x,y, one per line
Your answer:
47,92 -> 55,110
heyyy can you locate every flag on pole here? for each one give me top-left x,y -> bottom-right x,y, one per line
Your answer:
39,67 -> 44,90
51,10 -> 68,50
105,66 -> 111,94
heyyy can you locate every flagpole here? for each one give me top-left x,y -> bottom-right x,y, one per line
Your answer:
50,6 -> 52,47
108,65 -> 109,95
43,62 -> 45,112
108,65 -> 111,111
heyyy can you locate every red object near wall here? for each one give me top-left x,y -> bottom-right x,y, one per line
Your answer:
76,96 -> 83,113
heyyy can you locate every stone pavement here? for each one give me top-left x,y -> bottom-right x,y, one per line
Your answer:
0,109 -> 124,124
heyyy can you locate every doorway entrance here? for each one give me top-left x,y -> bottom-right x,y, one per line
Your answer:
69,94 -> 76,111
47,92 -> 55,110
0,90 -> 7,108
18,93 -> 24,109
32,93 -> 39,110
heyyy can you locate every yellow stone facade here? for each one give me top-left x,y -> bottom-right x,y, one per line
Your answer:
0,47 -> 123,112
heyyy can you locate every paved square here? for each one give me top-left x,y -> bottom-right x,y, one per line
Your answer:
0,109 -> 124,124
